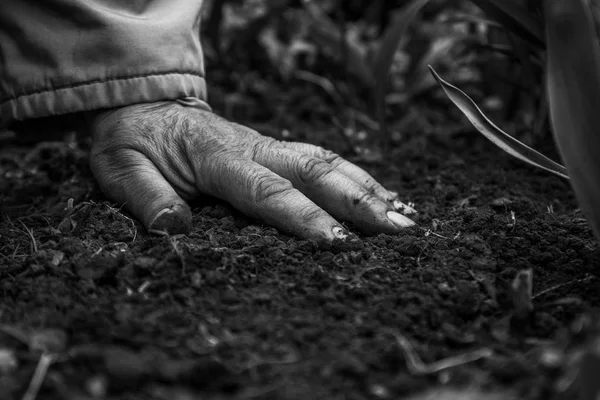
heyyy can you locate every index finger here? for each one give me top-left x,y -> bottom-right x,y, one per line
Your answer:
197,155 -> 349,243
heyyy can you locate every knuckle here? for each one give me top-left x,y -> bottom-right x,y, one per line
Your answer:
250,174 -> 295,204
362,177 -> 382,193
248,136 -> 277,159
316,147 -> 340,164
353,189 -> 377,208
299,156 -> 333,184
297,204 -> 325,224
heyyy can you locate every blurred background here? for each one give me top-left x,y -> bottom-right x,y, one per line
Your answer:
200,0 -> 549,160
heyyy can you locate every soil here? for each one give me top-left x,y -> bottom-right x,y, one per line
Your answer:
1,118 -> 599,400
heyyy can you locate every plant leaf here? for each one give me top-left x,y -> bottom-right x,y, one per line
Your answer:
470,0 -> 545,48
373,0 -> 430,146
544,0 -> 600,241
428,66 -> 569,180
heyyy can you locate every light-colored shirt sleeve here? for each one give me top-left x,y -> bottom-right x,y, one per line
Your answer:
0,0 -> 209,128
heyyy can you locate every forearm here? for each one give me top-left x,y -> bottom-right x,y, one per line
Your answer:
0,0 -> 208,127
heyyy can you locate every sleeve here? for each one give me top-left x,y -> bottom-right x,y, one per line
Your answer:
0,0 -> 209,128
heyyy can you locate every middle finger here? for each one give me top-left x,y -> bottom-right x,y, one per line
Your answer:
251,144 -> 415,233
277,141 -> 417,215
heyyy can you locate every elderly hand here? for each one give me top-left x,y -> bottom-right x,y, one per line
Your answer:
88,101 -> 416,243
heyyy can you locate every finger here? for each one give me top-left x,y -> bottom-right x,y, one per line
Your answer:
90,148 -> 192,235
197,155 -> 349,243
250,146 -> 415,233
278,141 -> 417,215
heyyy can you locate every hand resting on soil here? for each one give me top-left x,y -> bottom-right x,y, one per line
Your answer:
89,101 -> 416,243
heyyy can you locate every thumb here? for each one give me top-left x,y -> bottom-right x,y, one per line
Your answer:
90,147 -> 192,235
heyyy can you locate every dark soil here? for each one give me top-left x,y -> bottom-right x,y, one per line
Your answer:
1,120 -> 599,400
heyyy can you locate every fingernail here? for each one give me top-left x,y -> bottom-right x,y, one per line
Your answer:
332,226 -> 349,239
387,211 -> 415,228
393,199 -> 417,215
149,205 -> 192,235
150,208 -> 174,226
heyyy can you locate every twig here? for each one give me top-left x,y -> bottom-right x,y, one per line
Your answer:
393,332 -> 492,375
169,235 -> 187,275
0,325 -> 30,345
18,221 -> 38,254
532,274 -> 596,300
22,353 -> 55,400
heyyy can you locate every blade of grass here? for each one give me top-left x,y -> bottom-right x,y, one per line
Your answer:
469,0 -> 545,48
428,65 -> 569,180
544,0 -> 600,242
373,0 -> 430,149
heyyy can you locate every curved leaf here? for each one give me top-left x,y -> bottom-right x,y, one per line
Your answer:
545,0 -> 600,241
428,66 -> 569,180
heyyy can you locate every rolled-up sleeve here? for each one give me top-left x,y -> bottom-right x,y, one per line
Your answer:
0,0 -> 208,127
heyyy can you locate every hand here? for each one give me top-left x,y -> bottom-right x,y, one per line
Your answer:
88,101 -> 416,243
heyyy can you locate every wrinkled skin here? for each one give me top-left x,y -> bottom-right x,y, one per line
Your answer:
89,101 -> 416,243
